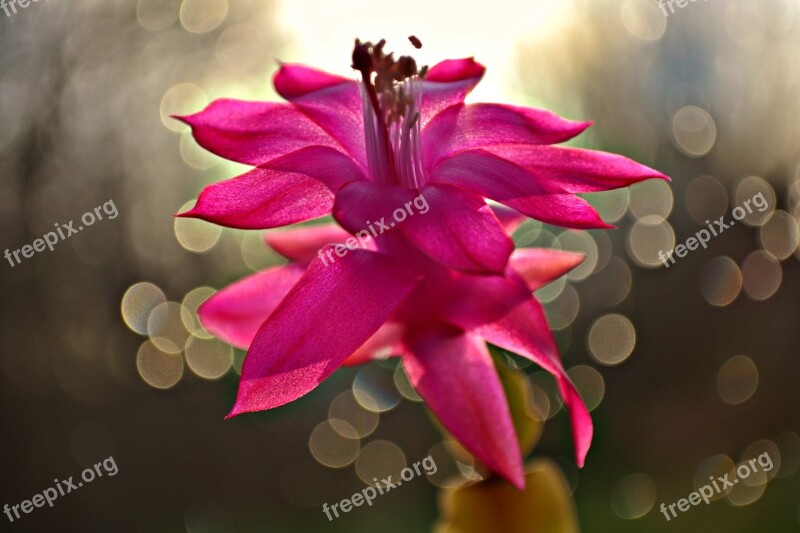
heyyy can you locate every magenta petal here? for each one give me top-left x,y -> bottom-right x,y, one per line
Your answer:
228,248 -> 420,416
333,181 -> 513,274
342,323 -> 405,367
177,98 -> 349,166
198,265 -> 305,349
508,248 -> 585,291
332,180 -> 416,234
273,63 -> 350,99
180,147 -> 364,229
275,67 -> 368,170
482,144 -> 670,193
423,104 -> 591,169
403,327 -> 525,489
425,58 -> 486,83
432,150 -> 612,229
265,224 -> 353,264
440,276 -> 593,467
490,205 -> 526,235
398,184 -> 513,274
421,58 -> 485,128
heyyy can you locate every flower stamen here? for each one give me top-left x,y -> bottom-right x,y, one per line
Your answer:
352,38 -> 428,188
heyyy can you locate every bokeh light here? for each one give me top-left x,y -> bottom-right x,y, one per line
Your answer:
121,282 -> 166,335
717,355 -> 758,405
147,302 -> 190,354
328,390 -> 380,439
180,287 -> 216,339
610,473 -> 656,519
759,210 -> 799,260
741,251 -> 782,301
174,200 -> 222,252
672,106 -> 716,157
136,340 -> 184,389
184,336 -> 233,379
700,256 -> 742,307
355,440 -> 407,486
353,365 -> 402,413
588,314 -> 636,366
627,219 -> 676,268
308,421 -> 360,468
179,0 -> 229,33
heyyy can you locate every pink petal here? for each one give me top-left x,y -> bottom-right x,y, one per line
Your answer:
432,150 -> 612,229
423,104 -> 591,169
508,248 -> 585,291
179,147 -> 364,229
176,99 -> 350,166
198,265 -> 305,349
273,63 -> 351,99
342,323 -> 405,366
482,145 -> 670,193
491,205 -> 526,235
421,58 -> 485,129
440,276 -> 593,467
333,181 -> 512,274
399,184 -> 512,274
425,58 -> 486,83
265,224 -> 353,264
332,180 -> 416,233
403,327 -> 525,489
274,64 -> 367,169
228,248 -> 420,416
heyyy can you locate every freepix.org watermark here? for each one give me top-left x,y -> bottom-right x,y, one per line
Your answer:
658,0 -> 707,18
322,454 -> 437,521
4,456 -> 118,524
1,0 -> 50,18
318,193 -> 429,267
659,452 -> 773,521
658,192 -> 768,268
4,199 -> 118,268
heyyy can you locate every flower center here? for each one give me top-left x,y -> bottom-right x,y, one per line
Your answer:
352,37 -> 428,188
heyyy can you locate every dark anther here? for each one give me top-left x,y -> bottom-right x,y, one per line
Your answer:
352,39 -> 373,73
408,35 -> 422,49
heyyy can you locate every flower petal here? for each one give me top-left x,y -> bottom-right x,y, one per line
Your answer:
332,180 -> 416,234
176,98 -> 350,166
491,205 -> 526,235
482,145 -> 670,193
439,276 -> 593,467
423,104 -> 591,169
265,224 -> 353,264
228,248 -> 420,416
508,248 -> 585,291
274,64 -> 368,169
399,184 -> 512,274
421,58 -> 485,129
432,150 -> 612,229
333,181 -> 513,274
273,63 -> 351,99
198,265 -> 305,349
403,326 -> 525,489
342,323 -> 405,367
179,147 -> 364,229
425,58 -> 486,83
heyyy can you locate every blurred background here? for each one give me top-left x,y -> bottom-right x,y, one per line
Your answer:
1,0 -> 798,531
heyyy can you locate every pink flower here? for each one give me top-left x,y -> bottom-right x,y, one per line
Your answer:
199,210 -> 592,489
177,39 -> 668,274
178,39 -> 671,487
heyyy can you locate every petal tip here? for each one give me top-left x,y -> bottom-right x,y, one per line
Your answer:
509,469 -> 526,490
170,114 -> 192,126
